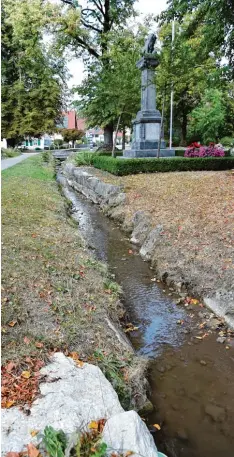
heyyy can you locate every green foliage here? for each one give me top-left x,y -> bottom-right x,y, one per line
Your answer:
160,0 -> 234,74
54,139 -> 64,148
42,425 -> 67,457
96,150 -> 123,157
188,89 -> 226,143
175,149 -> 185,157
93,349 -> 131,409
61,129 -> 84,144
1,148 -> 21,158
73,27 -> 144,134
42,150 -> 52,163
1,0 -> 68,145
220,136 -> 234,147
92,155 -> 234,176
75,152 -> 95,166
157,18 -> 221,145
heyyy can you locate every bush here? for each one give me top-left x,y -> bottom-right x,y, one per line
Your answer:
41,150 -> 52,163
185,143 -> 225,157
96,150 -> 123,157
220,137 -> 234,147
1,148 -> 21,158
75,152 -> 96,166
175,149 -> 185,157
92,155 -> 234,176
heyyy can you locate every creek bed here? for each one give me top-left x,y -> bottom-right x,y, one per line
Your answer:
67,187 -> 234,457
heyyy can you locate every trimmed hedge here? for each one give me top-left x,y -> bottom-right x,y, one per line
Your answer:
175,149 -> 185,157
96,150 -> 123,157
92,156 -> 234,176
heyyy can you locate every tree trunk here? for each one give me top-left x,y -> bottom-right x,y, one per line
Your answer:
7,138 -> 16,148
104,123 -> 113,150
181,113 -> 187,146
112,114 -> 122,158
122,127 -> 126,151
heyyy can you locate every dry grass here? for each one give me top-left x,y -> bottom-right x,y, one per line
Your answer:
1,156 -> 131,367
91,168 -> 234,296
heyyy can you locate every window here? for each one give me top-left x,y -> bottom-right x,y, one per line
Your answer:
38,139 -> 41,146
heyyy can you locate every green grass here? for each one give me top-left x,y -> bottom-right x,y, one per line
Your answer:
2,154 -> 53,180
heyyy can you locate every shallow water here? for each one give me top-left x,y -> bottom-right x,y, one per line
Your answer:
67,187 -> 234,457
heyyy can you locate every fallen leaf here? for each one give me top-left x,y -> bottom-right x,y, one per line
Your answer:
35,342 -> 43,349
21,371 -> 31,379
195,336 -> 203,340
88,420 -> 99,430
24,337 -> 31,345
75,360 -> 84,368
5,361 -> 15,372
153,423 -> 161,431
128,250 -> 133,254
191,299 -> 199,305
8,321 -> 17,327
6,400 -> 15,408
30,430 -> 39,437
125,452 -> 134,457
31,234 -> 37,238
27,443 -> 39,457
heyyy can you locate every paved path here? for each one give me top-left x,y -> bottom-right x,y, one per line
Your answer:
1,153 -> 39,171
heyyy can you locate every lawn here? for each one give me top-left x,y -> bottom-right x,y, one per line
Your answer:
2,156 -> 140,409
91,168 -> 234,299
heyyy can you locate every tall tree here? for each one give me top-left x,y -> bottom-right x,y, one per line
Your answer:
74,27 -> 144,153
58,0 -> 137,148
160,0 -> 234,75
188,88 -> 226,143
156,19 -> 220,145
1,0 -> 68,146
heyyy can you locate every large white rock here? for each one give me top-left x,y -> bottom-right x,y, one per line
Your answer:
1,353 -> 123,454
102,410 -> 159,457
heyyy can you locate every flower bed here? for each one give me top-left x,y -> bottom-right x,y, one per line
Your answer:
184,142 -> 225,158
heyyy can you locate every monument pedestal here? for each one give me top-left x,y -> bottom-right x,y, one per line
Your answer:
123,55 -> 175,158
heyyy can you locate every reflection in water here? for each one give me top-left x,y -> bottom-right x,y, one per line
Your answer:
68,188 -> 187,357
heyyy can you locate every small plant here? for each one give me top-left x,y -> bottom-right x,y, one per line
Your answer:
1,148 -> 21,158
40,425 -> 108,457
42,425 -> 67,457
103,278 -> 122,295
93,350 -> 131,409
42,150 -> 52,163
75,152 -> 96,166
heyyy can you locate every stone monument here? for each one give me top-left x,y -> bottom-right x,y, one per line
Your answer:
124,33 -> 175,158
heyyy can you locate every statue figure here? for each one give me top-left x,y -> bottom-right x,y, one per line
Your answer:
142,33 -> 156,55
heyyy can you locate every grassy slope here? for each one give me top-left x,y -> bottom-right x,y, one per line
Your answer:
91,168 -> 234,297
2,156 -> 131,369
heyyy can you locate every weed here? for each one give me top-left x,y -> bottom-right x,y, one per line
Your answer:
93,350 -> 131,409
75,152 -> 96,167
41,425 -> 67,457
40,425 -> 107,457
42,150 -> 52,163
103,279 -> 122,295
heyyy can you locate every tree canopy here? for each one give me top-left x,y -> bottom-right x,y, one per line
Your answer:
160,0 -> 234,74
1,0 -> 68,146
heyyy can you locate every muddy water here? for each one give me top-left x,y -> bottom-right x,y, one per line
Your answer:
67,188 -> 234,457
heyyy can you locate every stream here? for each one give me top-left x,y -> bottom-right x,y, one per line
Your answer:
66,186 -> 234,457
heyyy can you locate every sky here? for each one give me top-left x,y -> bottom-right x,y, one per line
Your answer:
67,0 -> 168,89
